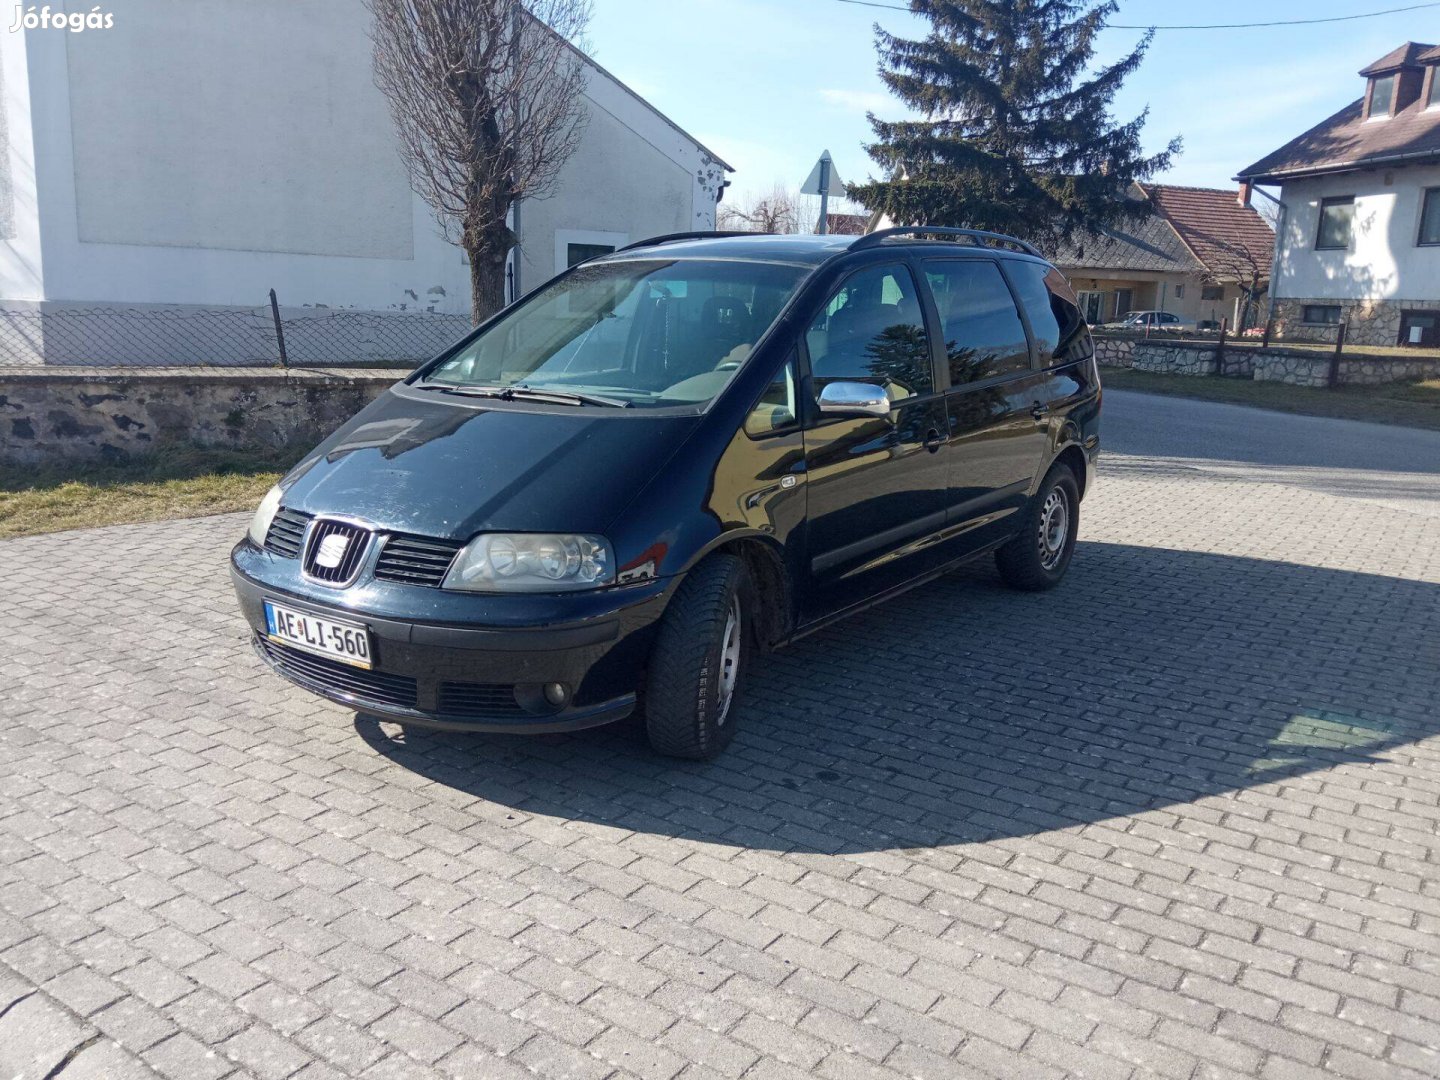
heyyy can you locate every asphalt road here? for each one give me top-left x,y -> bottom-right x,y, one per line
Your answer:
1103,387 -> 1440,516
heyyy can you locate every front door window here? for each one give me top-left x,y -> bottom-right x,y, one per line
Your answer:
805,263 -> 934,400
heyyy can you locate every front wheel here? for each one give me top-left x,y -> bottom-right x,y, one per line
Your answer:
643,554 -> 751,760
995,465 -> 1080,591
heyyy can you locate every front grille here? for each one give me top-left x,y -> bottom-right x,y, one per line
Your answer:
302,519 -> 372,585
438,681 -> 525,718
264,508 -> 313,559
257,637 -> 418,709
374,534 -> 464,588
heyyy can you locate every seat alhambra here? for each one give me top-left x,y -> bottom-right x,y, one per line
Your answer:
232,228 -> 1101,759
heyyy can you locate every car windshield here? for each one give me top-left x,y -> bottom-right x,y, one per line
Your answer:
422,258 -> 808,408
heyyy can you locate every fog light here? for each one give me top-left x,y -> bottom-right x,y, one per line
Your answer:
543,682 -> 569,707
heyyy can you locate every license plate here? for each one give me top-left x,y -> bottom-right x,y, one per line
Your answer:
264,600 -> 372,669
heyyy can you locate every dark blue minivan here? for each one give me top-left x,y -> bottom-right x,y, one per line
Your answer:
232,228 -> 1100,759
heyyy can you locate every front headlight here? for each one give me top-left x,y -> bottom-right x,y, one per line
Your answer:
442,533 -> 613,592
247,484 -> 284,547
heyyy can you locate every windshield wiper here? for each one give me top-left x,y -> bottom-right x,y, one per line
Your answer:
419,383 -> 629,408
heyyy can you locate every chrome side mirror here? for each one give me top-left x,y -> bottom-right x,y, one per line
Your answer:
817,381 -> 890,419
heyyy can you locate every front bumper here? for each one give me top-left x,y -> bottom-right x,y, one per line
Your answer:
231,542 -> 670,732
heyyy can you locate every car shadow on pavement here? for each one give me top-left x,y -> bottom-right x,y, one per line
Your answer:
354,540 -> 1440,853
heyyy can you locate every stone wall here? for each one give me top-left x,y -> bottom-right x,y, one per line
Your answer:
1251,352 -> 1440,387
1271,297 -> 1440,347
0,367 -> 404,466
1092,336 -> 1135,368
1093,334 -> 1440,388
1128,342 -> 1219,376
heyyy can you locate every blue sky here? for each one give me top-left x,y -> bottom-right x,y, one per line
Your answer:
586,0 -> 1433,210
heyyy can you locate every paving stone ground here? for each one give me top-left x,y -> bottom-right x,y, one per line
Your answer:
2,394 -> 1439,1079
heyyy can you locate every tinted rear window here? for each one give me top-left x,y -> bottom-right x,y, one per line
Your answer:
1006,261 -> 1092,364
924,260 -> 1031,384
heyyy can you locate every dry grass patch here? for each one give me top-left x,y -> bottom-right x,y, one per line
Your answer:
0,445 -> 303,540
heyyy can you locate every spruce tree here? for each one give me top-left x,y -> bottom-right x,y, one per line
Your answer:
851,0 -> 1179,247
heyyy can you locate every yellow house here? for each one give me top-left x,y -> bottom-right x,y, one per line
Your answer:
1052,184 -> 1273,330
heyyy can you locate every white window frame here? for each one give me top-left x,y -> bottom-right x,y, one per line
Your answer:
1368,74 -> 1396,120
554,229 -> 630,274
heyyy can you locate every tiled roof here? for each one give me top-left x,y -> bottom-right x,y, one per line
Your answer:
1237,42 -> 1440,181
822,213 -> 871,236
1050,185 -> 1273,279
1050,195 -> 1202,274
1359,41 -> 1435,75
1142,185 -> 1274,278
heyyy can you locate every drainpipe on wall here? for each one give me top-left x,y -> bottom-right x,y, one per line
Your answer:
1242,183 -> 1287,331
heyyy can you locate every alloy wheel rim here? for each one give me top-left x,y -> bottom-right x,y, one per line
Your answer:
716,597 -> 742,726
1038,489 -> 1069,571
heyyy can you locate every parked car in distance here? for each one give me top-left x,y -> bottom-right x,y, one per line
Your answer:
232,227 -> 1101,760
1102,309 -> 1195,332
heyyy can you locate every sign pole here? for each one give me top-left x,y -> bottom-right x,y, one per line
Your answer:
803,151 -> 842,236
818,156 -> 830,235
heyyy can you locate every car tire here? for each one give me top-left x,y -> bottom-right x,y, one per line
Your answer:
995,464 -> 1080,591
643,553 -> 751,760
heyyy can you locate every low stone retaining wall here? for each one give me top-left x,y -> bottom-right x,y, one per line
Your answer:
1251,352 -> 1440,387
0,367 -> 406,466
1094,335 -> 1440,387
1092,336 -> 1135,368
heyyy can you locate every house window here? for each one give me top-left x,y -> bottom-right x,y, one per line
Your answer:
1173,283 -> 1185,299
1419,188 -> 1440,246
1430,69 -> 1440,108
1315,196 -> 1355,249
1302,304 -> 1342,325
1201,285 -> 1224,301
567,242 -> 615,267
1399,310 -> 1440,347
1370,74 -> 1396,118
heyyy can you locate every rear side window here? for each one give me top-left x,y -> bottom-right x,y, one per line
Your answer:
805,263 -> 934,400
923,260 -> 1031,384
1006,261 -> 1092,365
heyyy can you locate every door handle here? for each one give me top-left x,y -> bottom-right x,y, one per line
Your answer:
923,428 -> 944,453
1029,401 -> 1050,421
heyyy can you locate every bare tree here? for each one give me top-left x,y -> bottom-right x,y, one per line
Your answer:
369,0 -> 591,323
719,185 -> 801,234
1205,238 -> 1270,332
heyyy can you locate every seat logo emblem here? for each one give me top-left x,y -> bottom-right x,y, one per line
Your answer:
315,534 -> 349,569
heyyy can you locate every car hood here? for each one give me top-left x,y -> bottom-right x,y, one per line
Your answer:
281,386 -> 702,540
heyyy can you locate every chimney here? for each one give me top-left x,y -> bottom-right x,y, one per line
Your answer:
1237,181 -> 1253,208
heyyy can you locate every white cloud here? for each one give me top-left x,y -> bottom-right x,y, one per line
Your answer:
819,88 -> 895,116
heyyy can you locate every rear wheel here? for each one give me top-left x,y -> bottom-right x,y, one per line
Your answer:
995,465 -> 1080,591
643,554 -> 750,760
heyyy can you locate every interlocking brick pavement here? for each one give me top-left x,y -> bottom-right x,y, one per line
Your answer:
2,413 -> 1439,1078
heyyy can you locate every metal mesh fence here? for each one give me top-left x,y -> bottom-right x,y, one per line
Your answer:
0,303 -> 474,368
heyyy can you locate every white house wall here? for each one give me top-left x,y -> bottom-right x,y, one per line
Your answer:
4,0 -> 721,331
517,86 -> 697,290
0,28 -> 42,301
1275,165 -> 1440,302
16,0 -> 467,315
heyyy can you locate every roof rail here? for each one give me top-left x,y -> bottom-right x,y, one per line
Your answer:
616,230 -> 760,253
850,226 -> 1042,258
